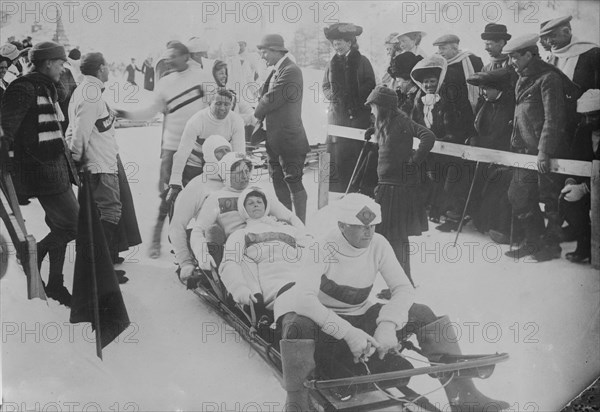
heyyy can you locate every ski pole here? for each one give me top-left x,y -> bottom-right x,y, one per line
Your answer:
453,161 -> 481,247
344,128 -> 374,195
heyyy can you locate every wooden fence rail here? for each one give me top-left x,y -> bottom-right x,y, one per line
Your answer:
318,125 -> 599,269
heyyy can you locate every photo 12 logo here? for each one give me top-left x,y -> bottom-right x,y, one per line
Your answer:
199,1 -> 339,24
1,2 -> 140,24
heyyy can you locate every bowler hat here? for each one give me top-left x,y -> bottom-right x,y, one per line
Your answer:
481,23 -> 512,41
256,34 -> 288,53
324,23 -> 363,41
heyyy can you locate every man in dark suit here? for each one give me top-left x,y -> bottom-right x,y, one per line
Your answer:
254,34 -> 310,223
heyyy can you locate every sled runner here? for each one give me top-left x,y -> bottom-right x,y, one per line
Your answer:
179,265 -> 508,412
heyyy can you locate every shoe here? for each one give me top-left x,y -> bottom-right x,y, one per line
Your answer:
116,269 -> 129,284
565,250 -> 591,263
114,256 -> 125,265
44,274 -> 72,307
489,230 -> 510,245
504,242 -> 538,259
532,244 -> 561,262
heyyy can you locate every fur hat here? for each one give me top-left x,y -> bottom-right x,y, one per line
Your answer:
28,41 -> 66,61
324,23 -> 363,41
391,52 -> 423,80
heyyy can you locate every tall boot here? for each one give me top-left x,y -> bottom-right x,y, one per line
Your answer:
280,339 -> 315,412
417,316 -> 509,412
291,189 -> 307,224
148,214 -> 166,259
45,272 -> 72,307
504,210 -> 544,259
533,212 -> 562,262
101,221 -> 129,284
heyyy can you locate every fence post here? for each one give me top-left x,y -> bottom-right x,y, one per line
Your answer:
591,160 -> 599,269
318,152 -> 330,209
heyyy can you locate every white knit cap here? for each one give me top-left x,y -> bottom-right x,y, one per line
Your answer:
335,193 -> 381,226
218,152 -> 252,187
577,89 -> 600,113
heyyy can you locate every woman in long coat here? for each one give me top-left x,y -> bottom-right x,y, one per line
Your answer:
322,23 -> 376,193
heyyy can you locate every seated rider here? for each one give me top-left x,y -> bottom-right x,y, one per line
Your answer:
275,193 -> 509,412
190,153 -> 304,271
220,187 -> 311,309
170,135 -> 232,283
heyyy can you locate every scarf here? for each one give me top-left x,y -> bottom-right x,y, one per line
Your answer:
550,37 -> 598,80
421,93 -> 441,128
446,50 -> 479,111
23,72 -> 65,145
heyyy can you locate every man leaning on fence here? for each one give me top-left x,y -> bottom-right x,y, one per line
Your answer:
504,34 -> 577,262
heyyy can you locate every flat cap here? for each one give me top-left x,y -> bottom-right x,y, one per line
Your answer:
467,69 -> 513,90
324,23 -> 363,41
504,33 -> 539,54
540,15 -> 572,36
481,23 -> 512,41
433,34 -> 460,46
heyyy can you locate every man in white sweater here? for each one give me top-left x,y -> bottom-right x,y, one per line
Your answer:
66,52 -> 128,283
275,193 -> 508,412
168,89 -> 245,191
117,41 -> 216,258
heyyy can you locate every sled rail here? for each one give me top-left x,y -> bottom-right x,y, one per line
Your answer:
306,352 -> 509,390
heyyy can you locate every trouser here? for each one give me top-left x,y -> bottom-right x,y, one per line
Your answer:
89,173 -> 122,225
508,168 -> 562,244
281,303 -> 436,385
266,144 -> 306,218
37,188 -> 79,277
158,149 -> 176,220
560,194 -> 591,253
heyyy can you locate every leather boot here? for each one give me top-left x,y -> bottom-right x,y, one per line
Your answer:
417,316 -> 509,412
102,221 -> 129,284
505,210 -> 544,260
148,215 -> 165,259
291,190 -> 307,224
532,212 -> 562,262
45,273 -> 72,306
280,339 -> 315,411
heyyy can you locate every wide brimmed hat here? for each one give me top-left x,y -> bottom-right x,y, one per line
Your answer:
384,32 -> 400,44
396,30 -> 426,40
481,23 -> 512,41
391,52 -> 423,79
256,34 -> 288,52
324,23 -> 363,41
0,43 -> 30,61
467,69 -> 513,91
365,85 -> 398,109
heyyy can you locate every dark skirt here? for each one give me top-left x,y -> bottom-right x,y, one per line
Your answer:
116,155 -> 142,253
375,183 -> 428,240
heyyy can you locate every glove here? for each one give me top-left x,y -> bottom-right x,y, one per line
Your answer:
537,152 -> 550,174
364,127 -> 375,142
166,184 -> 182,205
373,322 -> 398,360
561,183 -> 589,202
114,108 -> 128,119
343,327 -> 380,363
232,285 -> 258,306
179,264 -> 195,283
197,253 -> 216,271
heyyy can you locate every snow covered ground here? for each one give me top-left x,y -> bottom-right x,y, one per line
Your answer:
2,123 -> 598,412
